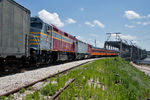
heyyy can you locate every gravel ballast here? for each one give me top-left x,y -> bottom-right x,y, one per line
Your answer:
0,58 -> 100,96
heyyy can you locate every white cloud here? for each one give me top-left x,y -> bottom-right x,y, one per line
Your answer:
147,14 -> 150,18
76,35 -> 90,44
143,22 -> 150,26
96,41 -> 104,48
88,40 -> 104,48
76,35 -> 103,48
136,21 -> 150,26
85,21 -> 95,27
65,18 -> 76,24
124,10 -> 142,19
38,9 -> 64,27
80,8 -> 84,11
120,34 -> 136,40
136,21 -> 142,25
111,34 -> 136,41
93,20 -> 105,28
90,33 -> 99,37
124,11 -> 150,19
85,20 -> 105,28
76,35 -> 84,40
124,24 -> 135,28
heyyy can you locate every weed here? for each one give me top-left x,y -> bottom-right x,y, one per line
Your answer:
41,82 -> 58,96
24,94 -> 33,100
7,95 -> 13,100
0,96 -> 6,100
27,86 -> 33,90
19,88 -> 25,93
33,91 -> 40,100
20,57 -> 150,100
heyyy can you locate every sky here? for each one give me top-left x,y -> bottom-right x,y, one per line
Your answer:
15,0 -> 150,50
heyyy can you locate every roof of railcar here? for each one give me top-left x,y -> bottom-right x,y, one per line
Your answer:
6,0 -> 30,14
52,24 -> 75,40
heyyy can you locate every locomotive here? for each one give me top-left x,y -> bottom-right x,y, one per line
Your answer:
30,17 -> 76,65
0,0 -> 117,67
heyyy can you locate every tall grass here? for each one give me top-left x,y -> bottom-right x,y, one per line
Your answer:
59,57 -> 150,100
8,57 -> 149,100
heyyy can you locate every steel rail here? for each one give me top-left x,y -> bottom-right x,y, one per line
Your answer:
50,65 -> 91,100
0,61 -> 91,97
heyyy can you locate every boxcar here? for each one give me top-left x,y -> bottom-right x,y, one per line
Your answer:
0,0 -> 30,59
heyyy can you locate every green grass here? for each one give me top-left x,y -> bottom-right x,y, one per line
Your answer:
19,88 -> 26,94
3,57 -> 149,100
58,57 -> 150,100
23,91 -> 43,100
40,67 -> 83,96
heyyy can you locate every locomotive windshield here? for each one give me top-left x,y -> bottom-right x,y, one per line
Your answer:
31,22 -> 43,29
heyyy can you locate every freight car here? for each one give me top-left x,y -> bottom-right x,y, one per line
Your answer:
0,0 -> 30,65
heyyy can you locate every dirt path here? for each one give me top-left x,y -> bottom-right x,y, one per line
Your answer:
131,62 -> 150,76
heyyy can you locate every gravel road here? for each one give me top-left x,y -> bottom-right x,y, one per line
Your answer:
131,62 -> 150,76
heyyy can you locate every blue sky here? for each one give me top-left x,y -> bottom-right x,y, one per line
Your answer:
15,0 -> 150,50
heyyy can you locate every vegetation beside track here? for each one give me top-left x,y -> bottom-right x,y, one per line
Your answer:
58,57 -> 150,100
1,57 -> 150,100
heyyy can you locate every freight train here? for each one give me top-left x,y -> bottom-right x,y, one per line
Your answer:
0,0 -> 117,67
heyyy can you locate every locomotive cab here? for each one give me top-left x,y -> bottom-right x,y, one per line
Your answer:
29,17 -> 53,65
30,17 -> 52,51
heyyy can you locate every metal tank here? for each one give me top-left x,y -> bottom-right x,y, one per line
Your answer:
0,0 -> 30,58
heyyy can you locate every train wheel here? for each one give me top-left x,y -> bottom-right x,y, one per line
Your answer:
0,58 -> 4,66
35,63 -> 40,67
51,52 -> 58,63
46,55 -> 53,64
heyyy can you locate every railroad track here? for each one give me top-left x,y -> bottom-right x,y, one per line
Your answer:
0,58 -> 102,98
0,60 -> 78,77
51,65 -> 91,100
